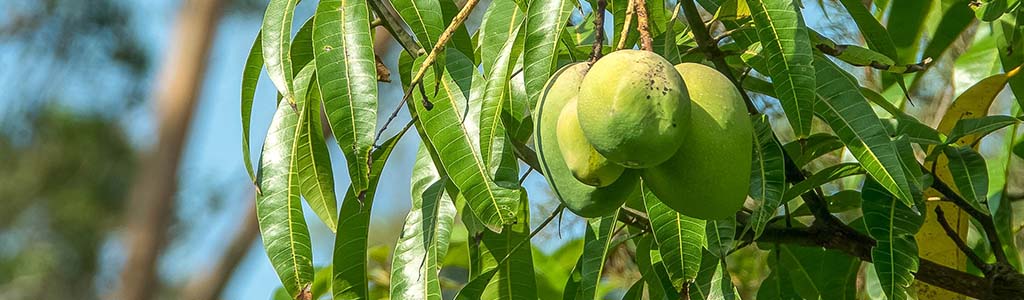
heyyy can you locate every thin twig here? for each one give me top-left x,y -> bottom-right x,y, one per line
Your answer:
678,0 -> 757,115
372,0 -> 482,147
590,0 -> 608,64
934,206 -> 992,273
634,0 -> 653,51
928,169 -> 1011,265
616,0 -> 636,50
367,0 -> 423,56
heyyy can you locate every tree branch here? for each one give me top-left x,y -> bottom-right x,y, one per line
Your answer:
927,167 -> 1011,265
367,0 -> 423,56
934,205 -> 991,273
616,0 -> 636,50
590,0 -> 607,64
678,0 -> 757,115
634,0 -> 653,51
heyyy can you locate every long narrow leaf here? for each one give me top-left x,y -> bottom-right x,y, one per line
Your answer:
745,0 -> 816,137
313,0 -> 379,195
293,69 -> 338,231
813,55 -> 915,206
333,133 -> 405,299
781,163 -> 865,202
523,0 -> 574,105
256,69 -> 314,298
242,33 -> 263,184
746,115 -> 786,240
643,186 -> 705,290
390,145 -> 458,300
943,146 -> 989,214
262,0 -> 299,101
410,51 -> 521,231
862,179 -> 923,300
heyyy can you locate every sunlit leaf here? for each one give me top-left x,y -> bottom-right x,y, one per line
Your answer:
943,146 -> 989,214
813,55 -> 915,206
261,0 -> 299,101
242,33 -> 263,184
390,145 -> 457,300
643,186 -> 705,290
313,0 -> 379,195
689,251 -> 739,300
409,51 -> 521,231
636,236 -> 679,300
745,0 -> 816,137
294,71 -> 338,231
524,0 -> 574,105
477,196 -> 537,300
256,65 -> 315,298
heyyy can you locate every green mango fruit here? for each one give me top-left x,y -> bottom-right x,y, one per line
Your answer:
642,63 -> 753,220
577,50 -> 691,168
535,63 -> 640,217
557,97 -> 625,187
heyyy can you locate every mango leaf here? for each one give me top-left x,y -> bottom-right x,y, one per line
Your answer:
409,51 -> 520,231
757,257 -> 801,300
790,190 -> 863,217
261,0 -> 299,102
689,251 -> 739,300
777,245 -> 860,300
477,0 -> 525,72
313,0 -> 378,195
888,0 -> 932,64
746,115 -> 786,240
706,218 -> 736,259
242,33 -> 263,184
946,115 -> 1022,145
643,186 -> 705,290
333,132 -> 405,299
942,146 -> 989,214
478,2 -> 525,185
636,236 -> 679,300
290,18 -> 315,75
783,133 -> 844,166
995,7 -> 1024,107
294,73 -> 338,231
813,55 -> 915,206
835,0 -> 910,97
476,196 -> 537,300
974,0 -> 1009,21
393,0 -> 446,81
781,163 -> 865,202
922,1 -> 974,62
523,0 -> 574,105
622,279 -> 645,300
438,0 -> 476,58
256,69 -> 314,298
862,179 -> 924,300
745,0 -> 816,138
390,145 -> 458,300
569,214 -> 618,300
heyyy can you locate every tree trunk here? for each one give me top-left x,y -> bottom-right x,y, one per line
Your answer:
116,0 -> 225,299
180,196 -> 259,300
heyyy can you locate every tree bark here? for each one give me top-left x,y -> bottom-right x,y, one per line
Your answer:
116,0 -> 225,299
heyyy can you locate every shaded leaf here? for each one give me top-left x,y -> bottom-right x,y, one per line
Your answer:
747,115 -> 786,240
781,163 -> 865,202
943,146 -> 989,214
643,186 -> 705,289
294,71 -> 338,231
242,33 -> 263,184
862,179 -> 923,300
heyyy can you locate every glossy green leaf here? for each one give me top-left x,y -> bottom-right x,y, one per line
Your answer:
393,0 -> 446,80
438,0 -> 476,58
943,146 -> 990,214
836,0 -> 910,96
705,218 -> 736,259
995,7 -> 1024,108
242,33 -> 263,184
256,71 -> 314,298
476,196 -> 537,300
477,0 -> 525,72
571,214 -> 617,300
293,69 -> 339,231
888,0 -> 933,62
922,0 -> 974,61
261,0 -> 299,102
813,55 -> 915,206
975,0 -> 1009,21
290,18 -> 315,76
313,0 -> 378,195
946,115 -> 1022,145
746,115 -> 786,240
781,163 -> 865,202
861,179 -> 923,300
689,251 -> 739,300
333,133 -> 405,299
390,145 -> 457,300
745,0 -> 816,138
479,2 -> 525,186
643,186 -> 705,290
524,0 -> 574,105
634,236 -> 678,300
410,51 -> 521,231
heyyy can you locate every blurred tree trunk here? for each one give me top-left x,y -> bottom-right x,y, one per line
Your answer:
116,0 -> 225,299
180,195 -> 259,300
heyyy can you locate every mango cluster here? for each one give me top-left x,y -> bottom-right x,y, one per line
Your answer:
534,50 -> 753,220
